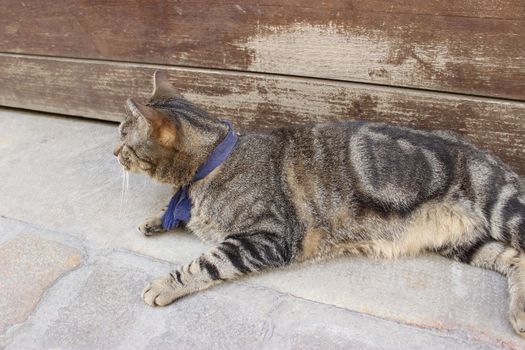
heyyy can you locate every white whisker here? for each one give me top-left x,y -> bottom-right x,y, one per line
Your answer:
119,169 -> 128,217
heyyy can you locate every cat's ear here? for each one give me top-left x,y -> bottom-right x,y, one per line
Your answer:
126,98 -> 177,147
151,70 -> 179,99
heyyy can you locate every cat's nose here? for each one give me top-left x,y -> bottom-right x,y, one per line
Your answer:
113,143 -> 124,157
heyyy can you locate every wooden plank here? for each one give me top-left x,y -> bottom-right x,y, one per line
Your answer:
1,1 -> 524,100
0,54 -> 523,175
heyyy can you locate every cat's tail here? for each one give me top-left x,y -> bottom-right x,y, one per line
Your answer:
487,182 -> 525,251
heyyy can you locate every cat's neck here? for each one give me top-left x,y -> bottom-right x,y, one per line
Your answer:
164,120 -> 232,187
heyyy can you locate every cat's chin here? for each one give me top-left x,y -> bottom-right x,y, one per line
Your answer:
128,166 -> 159,181
118,161 -> 150,175
119,164 -> 139,174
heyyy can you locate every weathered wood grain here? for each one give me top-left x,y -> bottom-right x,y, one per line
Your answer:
1,0 -> 523,100
0,54 -> 523,174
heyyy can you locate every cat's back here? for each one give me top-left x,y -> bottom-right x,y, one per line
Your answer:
276,119 -> 502,172
275,119 -> 468,169
275,119 -> 516,214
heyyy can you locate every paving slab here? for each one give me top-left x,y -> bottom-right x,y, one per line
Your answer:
253,255 -> 516,346
0,233 -> 82,347
0,107 -> 524,349
4,251 -> 505,350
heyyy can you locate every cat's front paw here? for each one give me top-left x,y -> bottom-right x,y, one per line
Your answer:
142,274 -> 184,306
138,217 -> 166,236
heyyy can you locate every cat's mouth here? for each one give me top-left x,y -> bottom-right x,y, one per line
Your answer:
118,159 -> 130,171
114,144 -> 134,172
115,154 -> 131,171
116,145 -> 154,174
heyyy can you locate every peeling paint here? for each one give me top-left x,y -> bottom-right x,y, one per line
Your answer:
0,1 -> 523,99
238,22 -> 489,91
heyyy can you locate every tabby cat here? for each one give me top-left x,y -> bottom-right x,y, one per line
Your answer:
114,71 -> 525,336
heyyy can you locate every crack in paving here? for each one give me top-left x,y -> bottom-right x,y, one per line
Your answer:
259,294 -> 287,345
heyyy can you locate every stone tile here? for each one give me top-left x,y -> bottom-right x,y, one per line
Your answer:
265,297 -> 502,350
6,252 -> 503,350
253,255 -> 522,347
6,253 -> 274,350
0,234 -> 82,342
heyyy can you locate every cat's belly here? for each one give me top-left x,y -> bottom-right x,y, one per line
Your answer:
300,200 -> 485,262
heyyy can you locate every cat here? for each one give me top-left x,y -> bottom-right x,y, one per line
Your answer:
114,71 -> 525,337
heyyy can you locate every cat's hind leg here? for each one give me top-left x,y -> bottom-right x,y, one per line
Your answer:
142,231 -> 292,306
474,186 -> 525,335
446,240 -> 525,336
472,242 -> 525,336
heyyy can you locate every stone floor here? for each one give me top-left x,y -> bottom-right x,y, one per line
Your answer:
0,107 -> 523,349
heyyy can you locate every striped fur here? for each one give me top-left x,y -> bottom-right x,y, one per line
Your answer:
116,72 -> 525,336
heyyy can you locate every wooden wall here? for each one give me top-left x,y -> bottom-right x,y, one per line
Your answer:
0,1 -> 524,174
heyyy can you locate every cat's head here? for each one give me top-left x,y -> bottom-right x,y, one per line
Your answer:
113,71 -> 228,185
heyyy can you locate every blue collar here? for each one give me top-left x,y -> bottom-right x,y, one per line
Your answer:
162,121 -> 238,230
